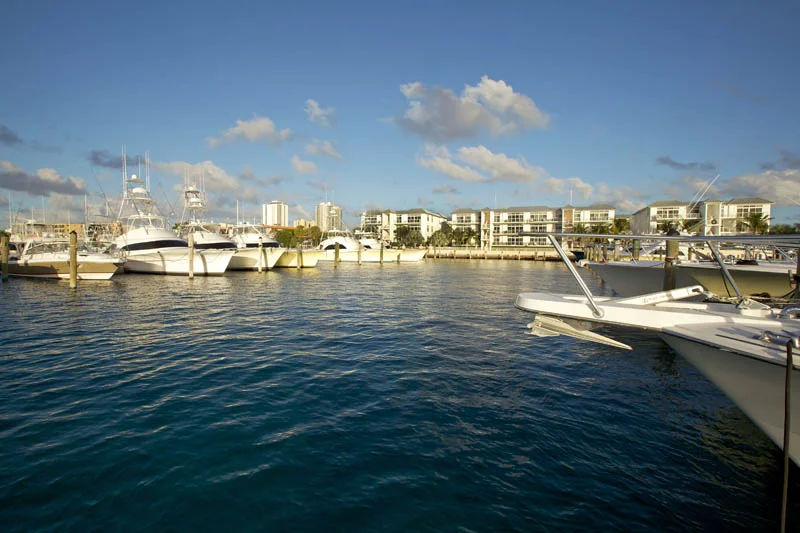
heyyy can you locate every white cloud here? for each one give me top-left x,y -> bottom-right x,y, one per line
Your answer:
416,145 -> 485,182
207,116 -> 292,148
305,139 -> 341,160
291,155 -> 318,175
416,145 -> 542,183
305,99 -> 335,127
396,76 -> 549,141
0,160 -> 87,195
153,160 -> 240,193
718,169 -> 800,205
456,145 -> 545,182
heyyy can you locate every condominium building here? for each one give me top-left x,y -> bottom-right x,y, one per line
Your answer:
263,201 -> 289,227
559,204 -> 616,232
450,208 -> 481,234
315,202 -> 342,232
360,208 -> 447,242
631,198 -> 773,235
480,206 -> 560,248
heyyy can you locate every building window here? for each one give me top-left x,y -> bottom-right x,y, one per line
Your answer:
530,236 -> 548,246
736,205 -> 762,218
493,214 -> 500,223
456,215 -> 472,224
507,236 -> 523,246
589,212 -> 609,221
655,207 -> 680,219
530,212 -> 548,222
530,224 -> 548,233
408,216 -> 421,224
508,213 -> 523,223
508,225 -> 523,234
493,225 -> 501,233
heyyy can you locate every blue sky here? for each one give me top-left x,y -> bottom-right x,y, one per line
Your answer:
1,0 -> 799,227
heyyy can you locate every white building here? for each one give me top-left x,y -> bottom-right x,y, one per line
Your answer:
263,201 -> 289,227
480,206 -> 560,248
315,202 -> 342,232
701,197 -> 774,235
631,198 -> 773,235
450,208 -> 481,234
360,208 -> 447,242
559,204 -> 616,232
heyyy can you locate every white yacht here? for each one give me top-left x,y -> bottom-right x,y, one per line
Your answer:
515,234 -> 800,463
114,151 -> 233,275
9,238 -> 123,280
225,222 -> 285,270
317,229 -> 426,263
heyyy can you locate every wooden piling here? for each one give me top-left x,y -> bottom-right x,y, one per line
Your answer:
397,251 -> 401,263
1,231 -> 8,282
257,236 -> 263,272
632,239 -> 641,261
613,239 -> 620,261
662,240 -> 679,290
380,241 -> 384,264
334,242 -> 340,267
297,246 -> 303,269
69,231 -> 78,289
188,233 -> 195,279
357,243 -> 362,265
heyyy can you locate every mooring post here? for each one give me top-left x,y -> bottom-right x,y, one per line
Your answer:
357,242 -> 362,265
297,246 -> 303,269
632,239 -> 641,261
397,250 -> 401,263
69,230 -> 78,289
613,239 -> 620,261
188,233 -> 195,279
662,239 -> 679,290
380,241 -> 384,264
258,236 -> 263,273
1,231 -> 9,282
334,242 -> 340,267
781,338 -> 798,533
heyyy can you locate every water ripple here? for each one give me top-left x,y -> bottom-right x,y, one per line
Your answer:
1,261 -> 797,532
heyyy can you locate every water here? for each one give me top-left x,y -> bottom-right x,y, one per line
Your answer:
1,260 -> 797,531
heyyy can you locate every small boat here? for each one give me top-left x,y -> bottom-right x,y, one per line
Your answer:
9,238 -> 124,280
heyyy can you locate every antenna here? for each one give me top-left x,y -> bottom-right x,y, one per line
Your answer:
145,150 -> 151,191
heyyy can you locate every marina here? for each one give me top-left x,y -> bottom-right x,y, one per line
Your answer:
2,260 -> 799,531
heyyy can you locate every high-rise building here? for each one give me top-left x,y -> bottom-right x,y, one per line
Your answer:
263,201 -> 289,227
315,201 -> 342,232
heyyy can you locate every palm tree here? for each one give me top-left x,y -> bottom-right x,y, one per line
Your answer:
740,213 -> 771,235
612,218 -> 630,234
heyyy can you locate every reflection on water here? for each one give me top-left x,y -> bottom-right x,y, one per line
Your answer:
1,260 -> 797,532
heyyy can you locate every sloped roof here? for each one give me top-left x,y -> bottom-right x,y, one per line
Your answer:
649,200 -> 690,207
727,197 -> 774,205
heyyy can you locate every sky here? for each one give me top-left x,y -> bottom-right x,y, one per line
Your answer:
1,0 -> 799,228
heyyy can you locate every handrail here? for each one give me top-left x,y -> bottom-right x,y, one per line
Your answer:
546,234 -> 604,318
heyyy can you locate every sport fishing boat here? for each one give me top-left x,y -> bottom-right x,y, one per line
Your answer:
225,222 -> 285,270
114,150 -> 233,275
515,234 -> 800,463
8,238 -> 124,280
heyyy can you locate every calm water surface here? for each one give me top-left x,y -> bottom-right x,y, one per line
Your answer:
1,260 -> 797,531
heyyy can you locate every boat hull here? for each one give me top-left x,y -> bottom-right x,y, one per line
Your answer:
678,264 -> 794,298
122,248 -> 233,275
8,258 -> 122,280
273,249 -> 323,268
586,261 -> 696,297
661,333 -> 800,463
317,248 -> 426,263
227,248 -> 284,270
